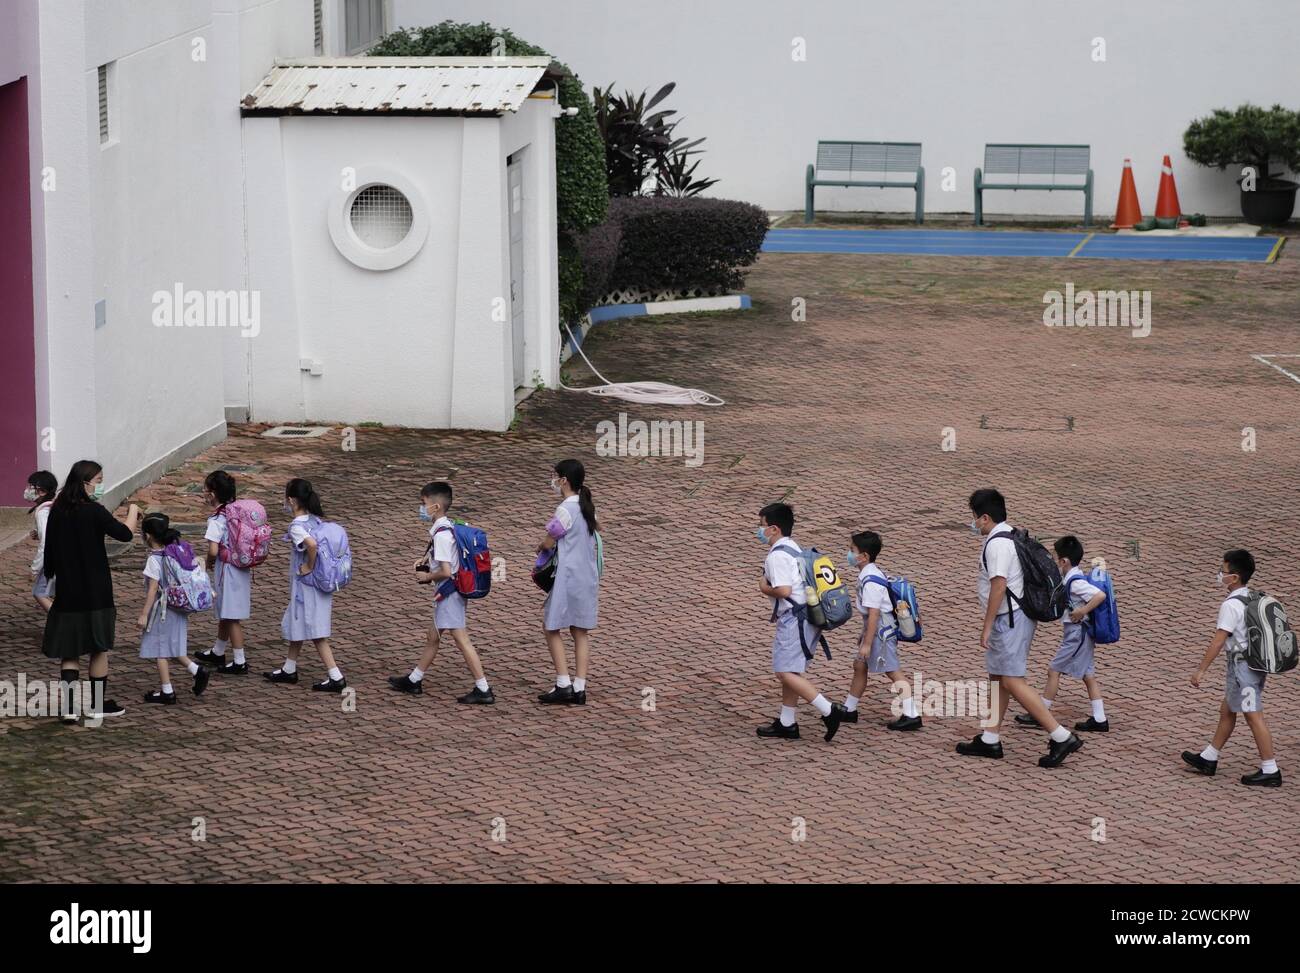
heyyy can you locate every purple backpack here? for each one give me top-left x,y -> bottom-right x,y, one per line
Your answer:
298,517 -> 353,592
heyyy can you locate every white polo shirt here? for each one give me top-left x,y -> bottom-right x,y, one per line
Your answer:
978,523 -> 1024,616
1217,586 -> 1251,657
767,538 -> 806,614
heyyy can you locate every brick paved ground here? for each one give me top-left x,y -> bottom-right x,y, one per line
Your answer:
2,230 -> 1299,883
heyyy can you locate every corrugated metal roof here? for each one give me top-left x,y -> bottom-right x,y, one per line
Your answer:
240,57 -> 554,116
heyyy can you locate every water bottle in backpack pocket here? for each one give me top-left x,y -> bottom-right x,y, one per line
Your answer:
862,574 -> 923,643
301,517 -> 353,592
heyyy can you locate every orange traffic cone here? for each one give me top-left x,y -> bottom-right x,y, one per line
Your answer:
1110,158 -> 1143,229
1154,154 -> 1189,227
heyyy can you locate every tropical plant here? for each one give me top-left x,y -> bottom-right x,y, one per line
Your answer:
1183,103 -> 1300,184
592,82 -> 713,197
655,148 -> 719,198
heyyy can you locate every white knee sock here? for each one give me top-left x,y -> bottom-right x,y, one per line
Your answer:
810,694 -> 832,717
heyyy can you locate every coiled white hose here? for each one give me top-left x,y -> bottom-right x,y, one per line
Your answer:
558,321 -> 725,407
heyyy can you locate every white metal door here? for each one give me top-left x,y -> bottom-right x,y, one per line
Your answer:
507,154 -> 525,388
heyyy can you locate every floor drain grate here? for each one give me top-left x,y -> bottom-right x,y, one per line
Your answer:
262,426 -> 330,439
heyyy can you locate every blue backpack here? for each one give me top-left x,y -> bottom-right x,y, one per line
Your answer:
1076,562 -> 1120,644
433,521 -> 493,601
861,574 -> 924,643
300,517 -> 353,592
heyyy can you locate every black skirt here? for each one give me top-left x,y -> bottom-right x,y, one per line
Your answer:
42,607 -> 117,660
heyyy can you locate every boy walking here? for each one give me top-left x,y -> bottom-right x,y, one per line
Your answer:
754,503 -> 848,743
1182,549 -> 1281,786
957,489 -> 1084,768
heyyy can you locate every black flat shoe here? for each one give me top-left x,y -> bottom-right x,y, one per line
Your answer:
458,687 -> 496,705
388,675 -> 423,694
887,714 -> 923,731
1013,713 -> 1041,728
312,677 -> 347,693
1181,751 -> 1217,776
956,734 -> 1004,759
538,685 -> 575,705
840,709 -> 859,724
264,668 -> 299,685
193,650 -> 225,668
144,690 -> 176,705
192,667 -> 210,696
1074,716 -> 1109,733
822,703 -> 848,743
569,690 -> 586,706
1241,769 -> 1282,787
217,661 -> 249,675
93,699 -> 127,718
1039,733 -> 1084,768
756,719 -> 800,740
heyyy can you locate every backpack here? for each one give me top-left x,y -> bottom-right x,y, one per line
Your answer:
982,528 -> 1065,626
1233,591 -> 1298,674
432,521 -> 493,601
770,540 -> 850,661
1073,561 -> 1120,645
299,517 -> 353,592
156,542 -> 214,615
861,574 -> 924,643
217,499 -> 272,568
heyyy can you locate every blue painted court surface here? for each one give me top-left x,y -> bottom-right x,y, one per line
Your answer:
763,227 -> 1284,263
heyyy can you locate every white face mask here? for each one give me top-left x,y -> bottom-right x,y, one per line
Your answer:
969,519 -> 982,535
550,478 -> 563,497
23,486 -> 39,502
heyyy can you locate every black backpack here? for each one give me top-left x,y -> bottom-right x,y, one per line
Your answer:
982,528 -> 1066,626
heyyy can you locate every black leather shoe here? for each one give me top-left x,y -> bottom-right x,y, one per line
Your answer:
458,686 -> 496,705
569,690 -> 586,705
1241,769 -> 1282,787
956,734 -> 1004,759
1013,713 -> 1042,728
1039,733 -> 1084,768
264,668 -> 299,685
1074,716 -> 1109,732
388,675 -> 423,694
217,661 -> 249,675
312,677 -> 347,693
193,650 -> 225,668
1181,751 -> 1217,776
756,719 -> 800,740
840,709 -> 859,724
887,714 -> 923,731
822,703 -> 848,742
538,684 -> 575,704
192,667 -> 210,697
144,690 -> 176,705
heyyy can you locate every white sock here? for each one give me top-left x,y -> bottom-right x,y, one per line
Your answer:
410,667 -> 425,683
810,694 -> 832,717
161,682 -> 174,695
1090,699 -> 1106,722
233,647 -> 246,665
281,659 -> 297,674
212,639 -> 228,656
555,674 -> 572,688
779,705 -> 797,727
1042,697 -> 1054,709
186,660 -> 199,676
573,677 -> 586,692
1201,745 -> 1220,762
844,694 -> 860,713
475,677 -> 490,692
1049,725 -> 1072,743
327,667 -> 343,682
981,730 -> 1000,745
902,697 -> 919,718
1261,759 -> 1279,775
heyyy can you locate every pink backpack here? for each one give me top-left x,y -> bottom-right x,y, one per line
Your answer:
217,499 -> 272,568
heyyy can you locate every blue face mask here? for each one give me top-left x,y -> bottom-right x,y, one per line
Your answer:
755,526 -> 770,544
969,519 -> 982,535
90,482 -> 105,500
419,506 -> 433,522
845,552 -> 859,570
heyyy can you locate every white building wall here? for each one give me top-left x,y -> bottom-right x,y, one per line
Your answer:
392,0 -> 1300,219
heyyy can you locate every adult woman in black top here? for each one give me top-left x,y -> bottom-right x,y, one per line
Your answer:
42,459 -> 140,722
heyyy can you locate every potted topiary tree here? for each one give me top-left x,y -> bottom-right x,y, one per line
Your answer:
1183,103 -> 1300,225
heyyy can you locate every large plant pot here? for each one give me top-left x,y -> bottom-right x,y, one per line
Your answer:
1239,179 -> 1298,226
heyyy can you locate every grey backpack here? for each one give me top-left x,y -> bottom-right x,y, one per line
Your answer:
1234,592 -> 1298,674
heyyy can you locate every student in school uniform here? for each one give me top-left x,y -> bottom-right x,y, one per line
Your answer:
1182,549 -> 1281,786
755,502 -> 848,742
537,459 -> 600,706
136,514 -> 210,704
24,471 -> 58,612
263,478 -> 347,693
1015,535 -> 1109,732
389,481 -> 494,703
842,530 -> 921,731
195,471 -> 253,675
957,489 -> 1084,767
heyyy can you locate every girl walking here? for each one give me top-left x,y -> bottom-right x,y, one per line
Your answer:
137,513 -> 210,704
24,470 -> 58,612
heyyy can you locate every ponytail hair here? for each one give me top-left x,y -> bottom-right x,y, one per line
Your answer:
27,470 -> 58,512
285,478 -> 324,518
204,470 -> 237,506
555,458 -> 598,534
53,460 -> 103,512
141,512 -> 181,547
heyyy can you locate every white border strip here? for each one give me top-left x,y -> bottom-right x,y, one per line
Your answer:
1251,354 -> 1300,385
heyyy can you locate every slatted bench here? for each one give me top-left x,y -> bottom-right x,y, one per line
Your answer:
974,143 -> 1094,226
805,141 -> 925,224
